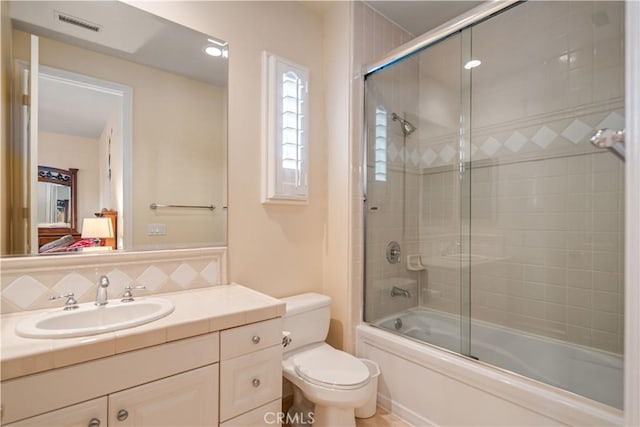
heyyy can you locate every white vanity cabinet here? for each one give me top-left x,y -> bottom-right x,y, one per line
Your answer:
5,365 -> 218,427
1,317 -> 283,427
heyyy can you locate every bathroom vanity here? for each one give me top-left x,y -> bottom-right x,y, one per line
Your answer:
0,284 -> 284,426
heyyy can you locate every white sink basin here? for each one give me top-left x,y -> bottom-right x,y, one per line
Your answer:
16,298 -> 174,339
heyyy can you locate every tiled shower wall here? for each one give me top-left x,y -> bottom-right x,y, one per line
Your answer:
420,151 -> 625,354
0,247 -> 227,314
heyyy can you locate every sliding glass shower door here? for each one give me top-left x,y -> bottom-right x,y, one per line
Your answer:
364,0 -> 625,409
364,30 -> 472,355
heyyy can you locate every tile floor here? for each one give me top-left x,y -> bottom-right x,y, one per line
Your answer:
356,407 -> 413,427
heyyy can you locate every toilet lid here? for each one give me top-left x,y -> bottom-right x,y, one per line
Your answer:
293,346 -> 370,388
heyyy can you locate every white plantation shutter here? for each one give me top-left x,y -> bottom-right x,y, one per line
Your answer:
262,52 -> 309,204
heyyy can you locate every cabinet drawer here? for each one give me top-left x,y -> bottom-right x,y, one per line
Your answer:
220,318 -> 282,360
220,399 -> 281,427
220,345 -> 282,421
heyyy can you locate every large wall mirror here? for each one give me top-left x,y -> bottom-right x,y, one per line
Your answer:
3,0 -> 228,256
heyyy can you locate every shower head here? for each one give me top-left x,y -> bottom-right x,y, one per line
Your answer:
391,112 -> 417,137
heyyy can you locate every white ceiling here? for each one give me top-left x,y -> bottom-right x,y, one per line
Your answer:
364,1 -> 484,36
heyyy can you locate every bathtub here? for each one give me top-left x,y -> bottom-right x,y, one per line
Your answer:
356,308 -> 624,426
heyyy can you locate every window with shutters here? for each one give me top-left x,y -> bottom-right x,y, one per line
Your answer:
375,106 -> 387,182
262,52 -> 309,204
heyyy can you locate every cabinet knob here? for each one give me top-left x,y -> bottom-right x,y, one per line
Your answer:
252,378 -> 261,388
251,335 -> 261,344
88,418 -> 101,427
117,409 -> 129,421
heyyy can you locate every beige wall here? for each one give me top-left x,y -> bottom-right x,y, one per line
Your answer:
320,1 -> 352,350
38,132 -> 100,230
12,29 -> 226,249
129,2 -> 329,300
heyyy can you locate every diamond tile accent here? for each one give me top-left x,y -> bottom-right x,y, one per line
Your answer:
200,261 -> 219,285
52,273 -> 94,300
481,137 -> 501,156
532,126 -> 558,149
136,266 -> 168,292
562,119 -> 592,144
439,145 -> 455,163
504,131 -> 527,152
171,263 -> 198,288
597,112 -> 624,131
422,148 -> 437,166
3,276 -> 49,309
106,268 -> 134,297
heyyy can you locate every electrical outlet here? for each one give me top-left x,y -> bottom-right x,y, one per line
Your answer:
147,223 -> 167,236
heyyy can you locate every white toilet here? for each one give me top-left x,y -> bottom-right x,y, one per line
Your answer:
281,293 -> 374,427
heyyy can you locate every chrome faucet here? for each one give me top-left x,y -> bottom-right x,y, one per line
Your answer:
95,275 -> 110,306
391,286 -> 411,298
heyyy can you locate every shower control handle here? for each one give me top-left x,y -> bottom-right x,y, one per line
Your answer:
386,241 -> 401,264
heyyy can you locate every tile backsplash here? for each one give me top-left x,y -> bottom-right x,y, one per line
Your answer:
0,247 -> 227,314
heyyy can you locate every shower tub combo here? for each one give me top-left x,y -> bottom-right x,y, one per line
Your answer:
360,0 -> 626,425
357,311 -> 622,425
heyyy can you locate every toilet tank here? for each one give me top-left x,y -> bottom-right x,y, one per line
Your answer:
281,293 -> 331,352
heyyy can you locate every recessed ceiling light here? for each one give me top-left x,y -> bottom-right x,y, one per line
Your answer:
464,59 -> 482,70
205,46 -> 223,57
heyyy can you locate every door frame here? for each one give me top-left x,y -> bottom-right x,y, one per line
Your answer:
624,2 -> 639,425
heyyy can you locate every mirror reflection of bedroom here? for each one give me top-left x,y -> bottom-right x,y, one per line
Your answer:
33,64 -> 123,254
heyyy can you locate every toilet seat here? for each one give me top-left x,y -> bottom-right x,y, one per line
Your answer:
292,346 -> 370,390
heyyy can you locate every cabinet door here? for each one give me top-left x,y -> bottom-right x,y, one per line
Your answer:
5,397 -> 107,427
220,345 -> 282,421
108,364 -> 218,427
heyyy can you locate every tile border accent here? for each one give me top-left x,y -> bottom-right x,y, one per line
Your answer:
1,247 -> 227,314
0,247 -> 226,275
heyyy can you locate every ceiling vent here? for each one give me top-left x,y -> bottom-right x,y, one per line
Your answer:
55,11 -> 101,33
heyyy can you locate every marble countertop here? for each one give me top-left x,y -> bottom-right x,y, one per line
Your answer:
1,283 -> 285,381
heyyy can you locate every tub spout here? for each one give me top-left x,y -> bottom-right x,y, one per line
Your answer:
391,286 -> 411,298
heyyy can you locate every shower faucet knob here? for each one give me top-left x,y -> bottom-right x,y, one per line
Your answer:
386,241 -> 401,264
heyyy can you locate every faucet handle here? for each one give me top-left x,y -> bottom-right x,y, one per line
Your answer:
50,293 -> 79,310
121,285 -> 146,302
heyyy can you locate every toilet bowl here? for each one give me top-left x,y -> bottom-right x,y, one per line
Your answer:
281,293 -> 373,427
